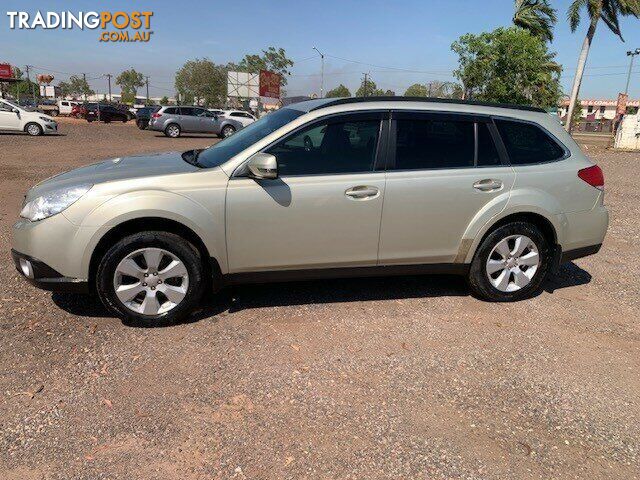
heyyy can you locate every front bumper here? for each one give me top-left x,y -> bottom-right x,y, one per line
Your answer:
43,122 -> 58,134
11,249 -> 89,293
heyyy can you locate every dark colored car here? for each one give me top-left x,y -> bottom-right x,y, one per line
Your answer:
86,104 -> 130,123
135,105 -> 161,130
71,103 -> 97,118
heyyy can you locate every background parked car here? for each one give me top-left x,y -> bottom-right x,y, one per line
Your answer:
86,104 -> 130,123
222,110 -> 256,127
37,99 -> 60,117
58,100 -> 80,116
148,106 -> 244,138
0,98 -> 58,135
135,105 -> 161,130
71,103 -> 97,118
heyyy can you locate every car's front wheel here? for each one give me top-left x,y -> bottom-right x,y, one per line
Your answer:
96,232 -> 205,326
25,122 -> 43,136
468,221 -> 550,302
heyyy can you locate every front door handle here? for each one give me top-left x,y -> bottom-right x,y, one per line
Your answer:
473,179 -> 503,192
345,185 -> 380,200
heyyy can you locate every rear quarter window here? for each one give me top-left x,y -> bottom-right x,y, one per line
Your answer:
163,107 -> 177,114
495,119 -> 565,165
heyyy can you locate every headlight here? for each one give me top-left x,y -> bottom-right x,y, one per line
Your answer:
39,116 -> 54,122
20,184 -> 92,221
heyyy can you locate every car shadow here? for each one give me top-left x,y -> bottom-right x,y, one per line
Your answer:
0,132 -> 66,137
153,134 -> 219,139
51,262 -> 592,325
544,261 -> 592,293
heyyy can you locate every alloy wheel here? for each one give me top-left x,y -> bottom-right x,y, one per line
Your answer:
27,124 -> 41,136
113,248 -> 189,315
167,125 -> 180,137
222,126 -> 235,138
485,235 -> 540,292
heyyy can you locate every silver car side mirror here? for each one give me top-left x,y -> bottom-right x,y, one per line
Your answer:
246,153 -> 278,180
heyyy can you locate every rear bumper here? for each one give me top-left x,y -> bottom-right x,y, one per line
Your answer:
11,249 -> 89,293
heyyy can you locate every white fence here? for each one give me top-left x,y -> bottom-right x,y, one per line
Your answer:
614,113 -> 640,150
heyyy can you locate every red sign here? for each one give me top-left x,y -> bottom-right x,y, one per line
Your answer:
616,92 -> 628,116
259,70 -> 281,99
0,63 -> 12,79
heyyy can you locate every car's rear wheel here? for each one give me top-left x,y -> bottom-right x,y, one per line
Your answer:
96,232 -> 205,327
165,123 -> 181,138
25,123 -> 43,136
221,124 -> 236,138
468,221 -> 550,302
136,120 -> 146,130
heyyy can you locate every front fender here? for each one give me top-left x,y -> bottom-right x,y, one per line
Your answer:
75,190 -> 226,278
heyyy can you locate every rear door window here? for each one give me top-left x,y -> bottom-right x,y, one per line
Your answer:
179,107 -> 195,116
391,116 -> 475,170
494,119 -> 565,165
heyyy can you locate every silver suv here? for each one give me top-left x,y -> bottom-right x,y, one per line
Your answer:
148,105 -> 243,138
12,98 -> 608,326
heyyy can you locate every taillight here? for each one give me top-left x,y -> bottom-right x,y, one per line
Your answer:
578,165 -> 604,190
151,113 -> 162,118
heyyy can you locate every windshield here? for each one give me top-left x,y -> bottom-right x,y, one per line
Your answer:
197,108 -> 305,168
1,99 -> 19,109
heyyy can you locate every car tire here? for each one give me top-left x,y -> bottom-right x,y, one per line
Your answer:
467,221 -> 550,302
165,124 -> 181,138
50,110 -> 59,117
25,122 -> 43,136
96,231 -> 205,327
221,125 -> 236,138
136,120 -> 146,130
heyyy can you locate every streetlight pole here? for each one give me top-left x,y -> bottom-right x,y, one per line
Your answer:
625,48 -> 640,95
312,47 -> 324,98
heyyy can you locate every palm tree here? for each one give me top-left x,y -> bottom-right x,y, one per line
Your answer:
513,0 -> 557,42
565,0 -> 640,132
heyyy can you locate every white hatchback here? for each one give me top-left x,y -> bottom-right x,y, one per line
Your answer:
0,98 -> 58,136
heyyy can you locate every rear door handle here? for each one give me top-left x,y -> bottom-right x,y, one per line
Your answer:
345,185 -> 380,200
473,179 -> 503,192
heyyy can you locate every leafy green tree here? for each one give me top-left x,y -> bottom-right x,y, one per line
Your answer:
404,83 -> 429,96
175,58 -> 227,107
5,67 -> 40,100
513,0 -> 557,42
564,0 -> 640,131
403,81 -> 463,98
355,78 -> 385,97
570,98 -> 584,127
451,27 -> 562,108
116,68 -> 145,103
325,84 -> 351,98
238,46 -> 294,86
159,96 -> 170,105
57,75 -> 93,99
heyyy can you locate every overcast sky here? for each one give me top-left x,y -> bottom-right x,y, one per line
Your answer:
2,0 -> 640,100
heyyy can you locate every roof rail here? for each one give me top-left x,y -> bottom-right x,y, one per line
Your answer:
309,96 -> 547,113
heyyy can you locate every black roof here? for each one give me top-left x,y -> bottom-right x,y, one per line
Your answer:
310,96 -> 547,113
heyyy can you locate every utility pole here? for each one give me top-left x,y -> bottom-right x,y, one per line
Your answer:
312,47 -> 324,98
145,76 -> 149,104
106,74 -> 112,102
25,65 -> 35,103
82,73 -> 88,101
625,48 -> 640,95
363,73 -> 369,97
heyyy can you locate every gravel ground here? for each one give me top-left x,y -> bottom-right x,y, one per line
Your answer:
0,118 -> 638,479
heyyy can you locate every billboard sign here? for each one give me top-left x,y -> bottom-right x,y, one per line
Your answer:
259,70 -> 281,98
227,71 -> 259,99
0,63 -> 13,79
